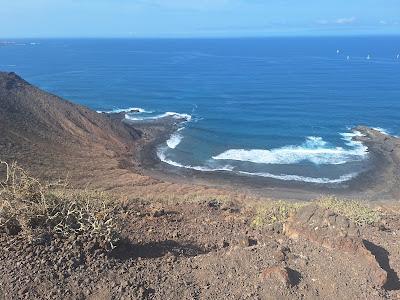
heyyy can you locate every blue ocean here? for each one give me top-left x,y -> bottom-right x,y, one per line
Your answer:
1,37 -> 400,184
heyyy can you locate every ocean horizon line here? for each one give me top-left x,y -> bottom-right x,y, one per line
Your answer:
2,33 -> 400,40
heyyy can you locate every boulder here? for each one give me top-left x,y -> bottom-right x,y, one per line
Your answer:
284,205 -> 387,288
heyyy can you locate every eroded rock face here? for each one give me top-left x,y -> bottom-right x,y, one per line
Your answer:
284,205 -> 387,288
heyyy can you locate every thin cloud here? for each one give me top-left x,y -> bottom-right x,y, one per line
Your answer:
335,17 -> 356,24
379,20 -> 400,26
316,17 -> 356,26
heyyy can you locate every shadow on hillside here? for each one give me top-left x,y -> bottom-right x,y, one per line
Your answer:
363,239 -> 400,291
109,239 -> 207,261
287,268 -> 302,286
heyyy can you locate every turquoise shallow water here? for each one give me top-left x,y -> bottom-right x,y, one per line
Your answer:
1,37 -> 400,183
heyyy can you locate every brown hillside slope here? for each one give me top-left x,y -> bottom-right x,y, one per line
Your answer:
0,72 -> 140,145
0,72 -> 145,182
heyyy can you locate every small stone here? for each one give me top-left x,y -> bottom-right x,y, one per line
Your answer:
260,265 -> 293,287
121,279 -> 130,288
152,208 -> 166,217
273,250 -> 286,262
240,237 -> 258,247
172,230 -> 181,238
166,253 -> 177,263
4,221 -> 21,235
272,222 -> 283,233
220,240 -> 230,248
208,200 -> 221,209
84,277 -> 91,284
18,286 -> 29,296
378,223 -> 388,231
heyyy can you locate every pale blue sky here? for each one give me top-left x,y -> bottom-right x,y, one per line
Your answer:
1,0 -> 399,38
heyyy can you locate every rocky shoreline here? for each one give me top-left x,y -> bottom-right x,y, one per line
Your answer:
352,126 -> 400,200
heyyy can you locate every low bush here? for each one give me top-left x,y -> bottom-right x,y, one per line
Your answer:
251,200 -> 306,228
0,161 -> 119,250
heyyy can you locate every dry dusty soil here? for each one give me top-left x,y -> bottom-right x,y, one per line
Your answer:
1,198 -> 400,299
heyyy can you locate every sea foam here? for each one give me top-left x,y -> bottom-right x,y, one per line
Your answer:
372,127 -> 390,135
166,133 -> 183,149
157,146 -> 357,184
97,107 -> 152,114
157,148 -> 233,172
213,133 -> 368,165
124,111 -> 192,122
237,171 -> 358,184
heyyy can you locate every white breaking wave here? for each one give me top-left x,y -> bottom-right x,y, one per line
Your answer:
237,171 -> 358,184
372,127 -> 390,135
166,133 -> 183,149
340,130 -> 367,148
213,133 -> 368,165
97,107 -> 152,114
97,107 -> 192,123
157,148 -> 233,172
158,146 -> 357,184
125,111 -> 192,122
156,111 -> 193,152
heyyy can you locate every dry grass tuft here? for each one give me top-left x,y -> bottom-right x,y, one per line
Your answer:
141,191 -> 232,205
250,197 -> 381,228
251,200 -> 306,228
0,161 -> 119,249
315,196 -> 380,225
